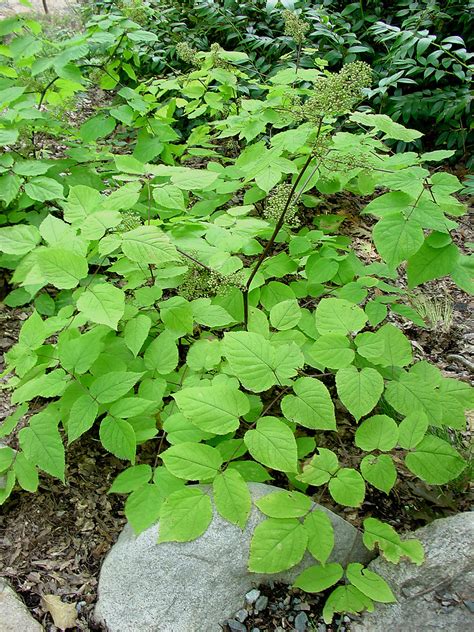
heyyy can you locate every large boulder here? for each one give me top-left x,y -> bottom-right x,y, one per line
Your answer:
0,578 -> 43,632
95,482 -> 372,632
352,512 -> 474,632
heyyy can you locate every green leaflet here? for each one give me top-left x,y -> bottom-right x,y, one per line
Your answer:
125,483 -> 162,533
346,562 -> 396,603
109,464 -> 153,493
315,298 -> 367,335
323,585 -> 374,624
19,408 -> 65,481
67,394 -> 98,443
363,517 -> 424,564
405,435 -> 466,484
90,371 -> 143,404
328,468 -> 365,507
248,518 -> 308,573
121,226 -> 179,264
407,242 -> 460,288
293,563 -> 344,593
311,334 -> 355,369
161,442 -> 223,480
360,454 -> 397,494
355,415 -> 399,452
281,377 -> 336,430
77,283 -> 125,329
304,510 -> 334,564
99,416 -> 136,462
297,448 -> 339,486
158,487 -> 213,542
0,224 -> 40,255
37,247 -> 88,289
222,331 -> 277,392
213,469 -> 251,529
336,367 -> 384,420
255,490 -> 311,519
244,417 -> 298,473
173,384 -> 250,435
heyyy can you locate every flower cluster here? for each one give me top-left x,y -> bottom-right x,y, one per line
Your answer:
209,43 -> 233,70
283,10 -> 310,45
115,211 -> 142,232
180,263 -> 246,300
263,184 -> 299,226
293,61 -> 372,122
176,42 -> 198,65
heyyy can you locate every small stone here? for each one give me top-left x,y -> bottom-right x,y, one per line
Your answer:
251,629 -> 260,632
464,600 -> 474,613
294,602 -> 310,611
343,615 -> 351,623
227,620 -> 246,632
245,589 -> 260,605
317,624 -> 327,632
294,611 -> 309,631
234,609 -> 248,623
254,595 -> 268,612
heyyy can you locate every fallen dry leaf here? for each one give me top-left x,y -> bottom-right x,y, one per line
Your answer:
42,594 -> 77,630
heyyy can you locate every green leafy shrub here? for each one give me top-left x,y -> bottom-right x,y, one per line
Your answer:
0,12 -> 473,622
82,0 -> 473,159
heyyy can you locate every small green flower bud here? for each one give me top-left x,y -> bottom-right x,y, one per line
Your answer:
283,10 -> 310,45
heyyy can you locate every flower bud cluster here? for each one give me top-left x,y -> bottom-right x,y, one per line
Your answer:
263,184 -> 299,226
283,10 -> 310,45
209,43 -> 233,70
180,263 -> 246,300
293,61 -> 372,122
116,211 -> 142,232
176,42 -> 198,65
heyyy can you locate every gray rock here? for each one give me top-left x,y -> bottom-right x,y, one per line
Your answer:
0,578 -> 43,632
234,608 -> 248,623
254,594 -> 268,612
352,512 -> 474,632
245,588 -> 260,604
95,483 -> 372,632
227,620 -> 246,632
294,611 -> 309,631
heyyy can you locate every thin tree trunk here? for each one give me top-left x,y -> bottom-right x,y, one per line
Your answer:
42,0 -> 49,14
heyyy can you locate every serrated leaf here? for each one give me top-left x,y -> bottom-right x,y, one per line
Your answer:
158,487 -> 213,542
19,409 -> 65,481
173,385 -> 249,435
13,452 -> 38,492
346,562 -> 396,602
355,415 -> 399,452
363,517 -> 424,564
109,464 -> 153,493
24,176 -> 64,202
244,417 -> 297,473
311,334 -> 355,369
248,518 -> 308,573
67,394 -> 98,443
213,469 -> 251,529
328,468 -> 365,507
0,224 -> 40,255
37,247 -> 88,289
255,490 -> 311,518
398,412 -> 428,449
281,377 -> 336,430
144,331 -> 178,374
297,448 -> 339,486
407,242 -> 459,288
125,483 -> 162,533
222,332 -> 276,392
90,372 -> 142,404
269,299 -> 301,330
161,442 -> 223,480
373,214 -> 424,267
304,510 -> 334,564
360,454 -> 397,494
99,416 -> 136,462
323,585 -> 374,624
121,226 -> 178,264
336,367 -> 384,420
77,283 -> 125,329
315,298 -> 367,335
405,435 -> 466,484
293,563 -> 343,593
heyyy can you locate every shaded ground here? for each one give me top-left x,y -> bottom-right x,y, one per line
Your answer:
0,0 -> 73,17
